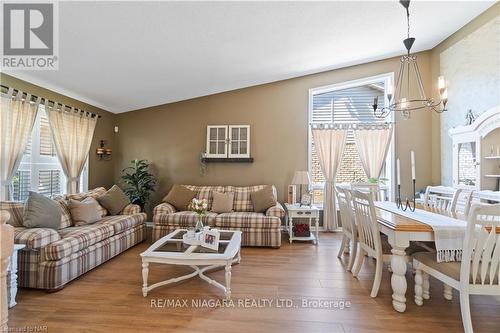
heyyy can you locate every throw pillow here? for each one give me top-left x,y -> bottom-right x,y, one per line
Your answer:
69,197 -> 102,226
250,186 -> 277,213
96,185 -> 130,216
211,192 -> 234,213
23,192 -> 62,229
162,185 -> 197,211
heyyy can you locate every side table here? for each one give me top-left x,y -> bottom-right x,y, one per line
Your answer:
284,203 -> 320,245
7,244 -> 25,308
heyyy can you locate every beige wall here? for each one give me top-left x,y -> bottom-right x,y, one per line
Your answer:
430,3 -> 500,185
0,73 -> 117,190
116,51 -> 434,210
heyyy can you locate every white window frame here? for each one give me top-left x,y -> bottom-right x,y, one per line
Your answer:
307,73 -> 396,212
206,125 -> 251,158
228,125 -> 251,158
16,105 -> 88,199
206,125 -> 228,158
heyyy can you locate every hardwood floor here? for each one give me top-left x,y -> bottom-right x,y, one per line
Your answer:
8,232 -> 500,333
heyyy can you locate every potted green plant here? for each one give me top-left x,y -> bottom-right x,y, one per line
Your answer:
121,159 -> 157,211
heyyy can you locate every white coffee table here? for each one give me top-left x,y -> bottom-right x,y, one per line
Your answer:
140,229 -> 241,299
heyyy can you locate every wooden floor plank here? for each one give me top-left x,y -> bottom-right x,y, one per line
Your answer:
7,232 -> 500,333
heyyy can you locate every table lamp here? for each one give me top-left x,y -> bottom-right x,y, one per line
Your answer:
292,171 -> 311,205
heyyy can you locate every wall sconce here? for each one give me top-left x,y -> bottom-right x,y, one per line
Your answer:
96,140 -> 112,160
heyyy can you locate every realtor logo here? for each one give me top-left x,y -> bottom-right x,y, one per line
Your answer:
1,1 -> 58,69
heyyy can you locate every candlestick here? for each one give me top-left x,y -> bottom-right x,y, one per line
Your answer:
397,158 -> 401,185
411,150 -> 416,180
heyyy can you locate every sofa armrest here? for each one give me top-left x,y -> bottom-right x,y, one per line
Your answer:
14,227 -> 61,250
120,204 -> 141,215
266,202 -> 286,218
153,202 -> 177,216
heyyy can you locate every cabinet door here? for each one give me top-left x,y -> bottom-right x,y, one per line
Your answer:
206,126 -> 228,157
228,125 -> 250,158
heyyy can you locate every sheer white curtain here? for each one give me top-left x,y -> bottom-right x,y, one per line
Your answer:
311,125 -> 347,231
0,89 -> 40,200
353,124 -> 393,179
46,101 -> 97,194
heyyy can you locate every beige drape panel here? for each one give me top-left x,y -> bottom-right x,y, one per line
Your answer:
311,125 -> 347,231
46,101 -> 97,194
353,124 -> 393,179
0,89 -> 40,200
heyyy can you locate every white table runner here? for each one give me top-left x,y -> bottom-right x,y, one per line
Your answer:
375,201 -> 467,262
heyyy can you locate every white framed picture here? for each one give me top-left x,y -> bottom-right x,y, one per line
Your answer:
201,229 -> 220,251
300,193 -> 312,206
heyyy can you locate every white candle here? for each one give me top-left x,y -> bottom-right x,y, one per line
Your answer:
438,76 -> 446,90
411,150 -> 416,180
397,158 -> 401,186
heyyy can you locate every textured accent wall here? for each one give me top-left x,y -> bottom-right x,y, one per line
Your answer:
439,16 -> 500,186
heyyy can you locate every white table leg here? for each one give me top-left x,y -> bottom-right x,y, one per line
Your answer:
8,249 -> 19,308
414,269 -> 423,306
315,217 -> 319,245
142,262 -> 149,297
288,217 -> 293,243
390,246 -> 408,312
225,263 -> 232,299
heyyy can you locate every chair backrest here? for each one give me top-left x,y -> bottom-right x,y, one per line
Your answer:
336,187 -> 356,239
423,186 -> 457,212
461,203 -> 500,287
450,189 -> 474,218
351,183 -> 381,202
349,189 -> 381,258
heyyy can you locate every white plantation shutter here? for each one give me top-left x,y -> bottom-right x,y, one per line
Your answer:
39,112 -> 56,156
12,170 -> 31,201
38,170 -> 61,197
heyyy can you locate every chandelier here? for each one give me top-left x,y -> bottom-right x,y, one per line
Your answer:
373,0 -> 448,119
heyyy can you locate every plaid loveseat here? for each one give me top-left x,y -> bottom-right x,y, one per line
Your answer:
0,187 -> 146,291
153,185 -> 285,247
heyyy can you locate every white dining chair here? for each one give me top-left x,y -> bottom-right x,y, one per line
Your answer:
351,182 -> 382,202
423,185 -> 457,211
336,187 -> 358,271
451,188 -> 474,218
413,203 -> 500,333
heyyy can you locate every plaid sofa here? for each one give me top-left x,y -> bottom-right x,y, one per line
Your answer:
153,185 -> 285,247
1,187 -> 146,291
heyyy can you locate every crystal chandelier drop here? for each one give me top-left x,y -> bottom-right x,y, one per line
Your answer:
373,0 -> 448,119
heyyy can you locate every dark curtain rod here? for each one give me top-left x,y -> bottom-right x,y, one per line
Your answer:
0,84 -> 101,118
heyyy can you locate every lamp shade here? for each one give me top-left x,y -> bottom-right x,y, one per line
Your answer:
292,171 -> 311,185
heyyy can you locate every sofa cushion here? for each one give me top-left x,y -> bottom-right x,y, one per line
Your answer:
69,197 -> 102,226
251,186 -> 277,213
211,191 -> 234,213
163,185 -> 197,211
100,213 -> 146,234
226,185 -> 274,212
52,196 -> 73,228
184,185 -> 225,211
67,187 -> 108,217
96,185 -> 131,215
153,211 -> 217,228
14,227 -> 61,250
0,201 -> 24,227
23,192 -> 62,229
214,212 -> 281,229
42,223 -> 115,261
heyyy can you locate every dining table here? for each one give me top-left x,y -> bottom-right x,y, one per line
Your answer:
374,202 -> 466,313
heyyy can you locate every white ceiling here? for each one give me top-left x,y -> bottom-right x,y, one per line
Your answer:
4,1 -> 496,113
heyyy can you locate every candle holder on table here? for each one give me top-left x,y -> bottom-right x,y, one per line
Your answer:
396,179 -> 416,212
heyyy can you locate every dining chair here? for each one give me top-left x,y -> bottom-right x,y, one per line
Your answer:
450,188 -> 474,218
413,203 -> 500,333
351,183 -> 382,202
423,185 -> 457,211
350,189 -> 428,297
336,187 -> 358,271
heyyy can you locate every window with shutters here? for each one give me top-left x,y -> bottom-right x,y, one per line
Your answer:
308,74 -> 394,206
12,105 -> 88,201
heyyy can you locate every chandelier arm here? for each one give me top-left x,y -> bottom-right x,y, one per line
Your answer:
395,59 -> 405,103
